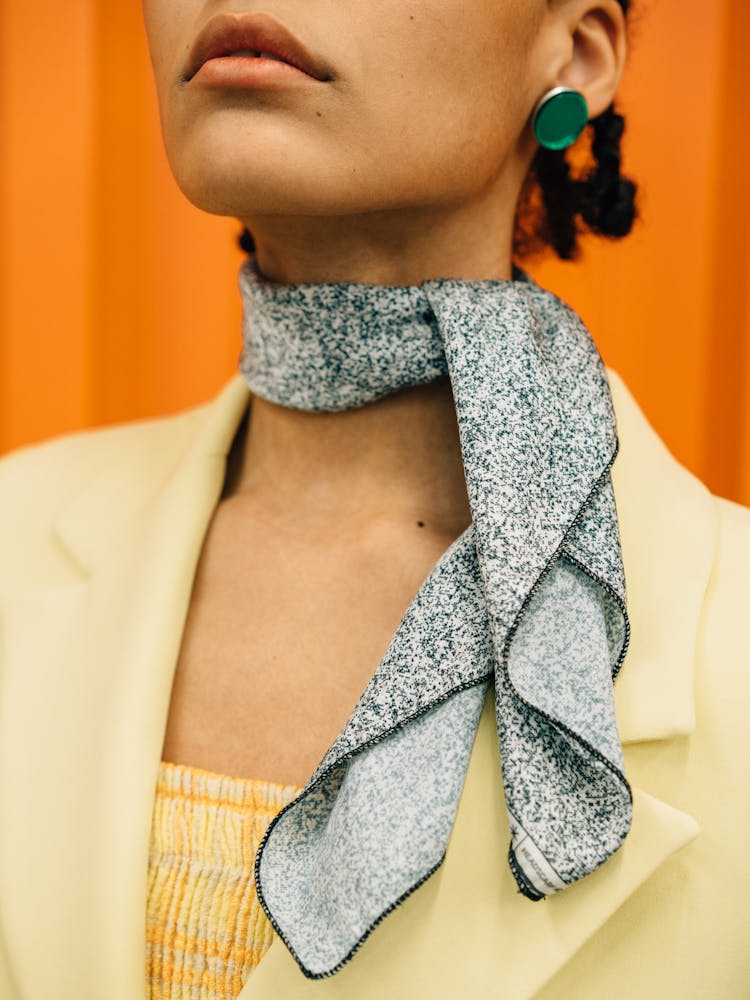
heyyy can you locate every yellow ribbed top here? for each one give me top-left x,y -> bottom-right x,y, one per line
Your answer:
146,760 -> 304,1000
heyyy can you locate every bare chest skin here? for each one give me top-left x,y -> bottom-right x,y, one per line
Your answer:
160,494 -> 469,788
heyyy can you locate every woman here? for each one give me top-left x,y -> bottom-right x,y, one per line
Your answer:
0,1 -> 748,998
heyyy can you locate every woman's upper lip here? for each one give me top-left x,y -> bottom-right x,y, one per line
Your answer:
185,10 -> 333,83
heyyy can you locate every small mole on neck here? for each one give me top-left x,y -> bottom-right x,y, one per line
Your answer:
417,520 -> 425,527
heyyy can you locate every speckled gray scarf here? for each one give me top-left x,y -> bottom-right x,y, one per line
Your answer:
237,252 -> 632,980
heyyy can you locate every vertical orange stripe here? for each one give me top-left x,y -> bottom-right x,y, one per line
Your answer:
0,2 -> 96,448
90,4 -> 243,426
704,0 -> 750,501
742,259 -> 750,503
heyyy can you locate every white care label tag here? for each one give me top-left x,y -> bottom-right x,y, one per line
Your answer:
508,806 -> 568,895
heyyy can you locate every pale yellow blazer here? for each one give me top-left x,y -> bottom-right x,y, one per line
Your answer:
0,369 -> 748,999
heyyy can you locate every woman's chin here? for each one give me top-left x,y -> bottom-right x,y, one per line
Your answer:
164,144 -> 336,219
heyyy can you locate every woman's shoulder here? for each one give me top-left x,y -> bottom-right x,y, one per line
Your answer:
0,403 -> 209,584
0,404 -> 204,492
606,364 -> 750,526
0,376 -> 246,507
605,364 -> 750,681
699,492 -> 750,662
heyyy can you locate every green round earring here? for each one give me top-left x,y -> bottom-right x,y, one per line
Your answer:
532,86 -> 589,150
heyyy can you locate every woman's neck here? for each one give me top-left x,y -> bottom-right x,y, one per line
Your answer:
222,374 -> 472,537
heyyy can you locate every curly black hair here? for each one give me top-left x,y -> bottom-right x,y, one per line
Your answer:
237,0 -> 639,264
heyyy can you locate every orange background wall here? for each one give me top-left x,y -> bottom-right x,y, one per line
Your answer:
1,1 -> 749,505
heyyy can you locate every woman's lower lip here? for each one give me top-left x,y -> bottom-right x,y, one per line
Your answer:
190,56 -> 321,88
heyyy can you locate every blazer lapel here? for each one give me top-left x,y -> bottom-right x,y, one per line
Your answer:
0,368 -> 713,999
0,378 -> 249,1000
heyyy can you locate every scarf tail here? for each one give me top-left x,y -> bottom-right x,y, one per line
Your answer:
239,255 -> 633,977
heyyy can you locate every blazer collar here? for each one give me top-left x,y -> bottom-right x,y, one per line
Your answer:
33,367 -> 714,998
52,366 -> 716,745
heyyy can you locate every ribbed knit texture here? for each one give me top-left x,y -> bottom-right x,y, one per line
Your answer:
146,760 -> 303,999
